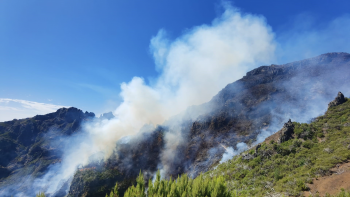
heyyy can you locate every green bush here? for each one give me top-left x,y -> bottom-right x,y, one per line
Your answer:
120,171 -> 231,197
36,192 -> 46,197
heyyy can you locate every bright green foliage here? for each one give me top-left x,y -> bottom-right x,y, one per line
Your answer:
312,189 -> 350,197
123,171 -> 146,197
121,170 -> 231,197
35,192 -> 46,197
106,182 -> 119,197
331,189 -> 350,197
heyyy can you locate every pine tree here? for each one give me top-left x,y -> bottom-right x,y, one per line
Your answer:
107,182 -> 119,197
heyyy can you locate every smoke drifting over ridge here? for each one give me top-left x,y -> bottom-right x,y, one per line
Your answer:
276,14 -> 350,63
3,3 -> 350,196
81,4 -> 276,169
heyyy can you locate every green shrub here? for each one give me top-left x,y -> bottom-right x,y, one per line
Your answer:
121,171 -> 230,197
303,140 -> 314,149
36,192 -> 46,197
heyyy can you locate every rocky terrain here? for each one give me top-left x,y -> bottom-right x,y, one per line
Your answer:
67,52 -> 350,197
0,52 -> 350,196
0,108 -> 95,195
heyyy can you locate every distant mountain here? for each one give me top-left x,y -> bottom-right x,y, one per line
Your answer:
99,112 -> 115,120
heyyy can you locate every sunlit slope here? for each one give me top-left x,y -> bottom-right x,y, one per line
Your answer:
208,96 -> 350,196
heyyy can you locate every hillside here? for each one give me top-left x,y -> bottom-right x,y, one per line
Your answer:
113,92 -> 350,197
67,52 -> 350,197
0,108 -> 95,196
207,92 -> 350,196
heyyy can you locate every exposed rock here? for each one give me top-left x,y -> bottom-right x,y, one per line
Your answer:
278,119 -> 295,143
323,147 -> 333,153
347,144 -> 350,150
99,112 -> 115,120
242,153 -> 254,160
255,144 -> 261,154
328,92 -> 347,109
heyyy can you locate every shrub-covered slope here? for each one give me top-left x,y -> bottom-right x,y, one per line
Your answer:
207,95 -> 350,196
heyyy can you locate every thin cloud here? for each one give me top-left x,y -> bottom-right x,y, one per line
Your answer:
0,98 -> 68,121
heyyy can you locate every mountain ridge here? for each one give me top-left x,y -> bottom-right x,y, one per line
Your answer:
1,52 -> 350,196
66,52 -> 350,197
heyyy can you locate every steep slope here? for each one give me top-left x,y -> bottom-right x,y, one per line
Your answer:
205,93 -> 350,196
102,92 -> 350,197
164,52 -> 350,177
68,52 -> 350,197
0,108 -> 95,196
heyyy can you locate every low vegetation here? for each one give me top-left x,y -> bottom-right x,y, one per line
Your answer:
207,98 -> 350,196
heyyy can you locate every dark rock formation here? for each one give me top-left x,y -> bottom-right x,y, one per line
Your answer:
328,92 -> 347,108
242,153 -> 254,160
99,112 -> 115,120
278,119 -> 295,143
255,144 -> 261,154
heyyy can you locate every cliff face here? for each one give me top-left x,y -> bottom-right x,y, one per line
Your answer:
67,52 -> 350,196
0,108 -> 95,195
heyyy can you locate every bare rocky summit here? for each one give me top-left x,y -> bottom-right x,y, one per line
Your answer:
328,92 -> 347,108
278,119 -> 295,143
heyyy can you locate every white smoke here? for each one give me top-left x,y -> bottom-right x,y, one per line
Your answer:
27,5 -> 276,195
83,4 -> 276,173
220,142 -> 248,164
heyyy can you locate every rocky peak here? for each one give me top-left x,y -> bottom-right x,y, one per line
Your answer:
278,119 -> 295,143
328,92 -> 347,109
99,112 -> 115,120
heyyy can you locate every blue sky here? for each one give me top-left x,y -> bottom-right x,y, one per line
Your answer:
1,0 -> 350,121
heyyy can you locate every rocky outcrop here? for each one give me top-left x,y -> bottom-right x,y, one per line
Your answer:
99,112 -> 115,120
278,119 -> 295,143
242,153 -> 255,160
328,92 -> 347,108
